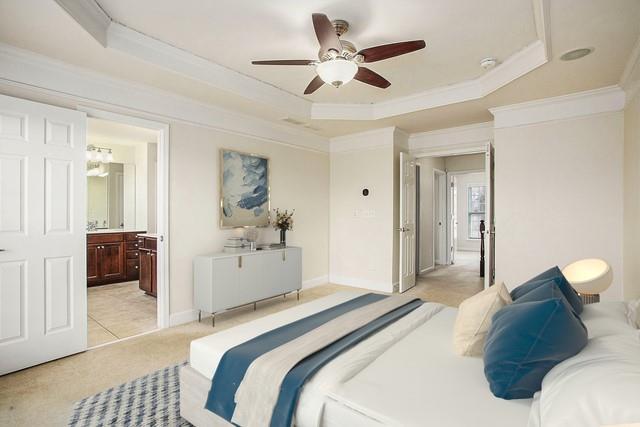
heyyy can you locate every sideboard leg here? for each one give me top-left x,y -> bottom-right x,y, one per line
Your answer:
212,313 -> 215,327
297,289 -> 300,301
198,310 -> 202,322
253,302 -> 257,311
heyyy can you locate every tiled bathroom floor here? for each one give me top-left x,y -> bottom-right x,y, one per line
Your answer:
87,281 -> 157,347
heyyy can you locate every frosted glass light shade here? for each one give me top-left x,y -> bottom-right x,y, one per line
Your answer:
562,258 -> 612,294
316,59 -> 358,87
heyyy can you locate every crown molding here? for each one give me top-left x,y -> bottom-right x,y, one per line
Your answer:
0,43 -> 329,152
490,86 -> 626,129
311,40 -> 548,120
54,0 -> 550,122
329,127 -> 397,153
54,0 -> 110,47
409,121 -> 493,157
106,23 -> 312,118
620,34 -> 640,102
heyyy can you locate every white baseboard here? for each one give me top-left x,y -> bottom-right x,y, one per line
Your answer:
329,275 -> 394,293
420,266 -> 434,274
302,275 -> 329,289
169,308 -> 199,327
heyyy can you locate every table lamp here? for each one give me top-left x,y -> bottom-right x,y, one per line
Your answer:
562,258 -> 612,304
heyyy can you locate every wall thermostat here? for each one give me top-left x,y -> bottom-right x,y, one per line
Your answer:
362,188 -> 369,196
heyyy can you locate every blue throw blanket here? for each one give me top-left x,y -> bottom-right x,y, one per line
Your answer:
205,293 -> 423,427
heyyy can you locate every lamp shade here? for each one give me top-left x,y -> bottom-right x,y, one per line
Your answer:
562,258 -> 612,294
316,59 -> 358,87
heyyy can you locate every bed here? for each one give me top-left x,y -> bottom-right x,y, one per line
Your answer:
180,291 -> 532,426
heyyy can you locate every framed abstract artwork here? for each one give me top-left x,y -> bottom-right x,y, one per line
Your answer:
220,149 -> 270,228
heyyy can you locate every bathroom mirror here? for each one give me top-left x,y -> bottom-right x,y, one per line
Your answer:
87,162 -> 136,230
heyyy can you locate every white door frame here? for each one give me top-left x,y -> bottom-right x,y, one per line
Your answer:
80,107 -> 170,329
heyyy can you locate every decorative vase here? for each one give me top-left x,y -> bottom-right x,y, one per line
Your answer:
280,229 -> 286,246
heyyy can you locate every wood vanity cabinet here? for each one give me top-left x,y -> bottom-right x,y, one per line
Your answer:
87,231 -> 145,287
138,235 -> 157,297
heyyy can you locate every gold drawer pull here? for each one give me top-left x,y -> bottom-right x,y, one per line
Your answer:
238,256 -> 242,268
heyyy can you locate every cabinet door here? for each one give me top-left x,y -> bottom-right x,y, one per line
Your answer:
101,242 -> 126,281
282,248 -> 302,292
259,251 -> 286,299
211,257 -> 242,312
238,254 -> 264,302
150,250 -> 157,297
87,243 -> 100,285
139,249 -> 152,294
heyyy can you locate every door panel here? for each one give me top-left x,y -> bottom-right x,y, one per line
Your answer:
87,244 -> 99,284
0,155 -> 25,233
0,260 -> 26,344
0,94 -> 87,375
485,143 -> 496,288
399,152 -> 416,292
139,249 -> 152,294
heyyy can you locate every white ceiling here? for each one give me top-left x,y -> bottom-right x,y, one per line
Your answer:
96,0 -> 538,103
0,0 -> 639,137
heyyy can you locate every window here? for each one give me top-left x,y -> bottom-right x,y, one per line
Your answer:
468,186 -> 486,239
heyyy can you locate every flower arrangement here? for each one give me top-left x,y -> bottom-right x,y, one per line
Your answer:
272,208 -> 295,231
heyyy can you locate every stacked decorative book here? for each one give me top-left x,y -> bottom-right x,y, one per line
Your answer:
223,237 -> 247,253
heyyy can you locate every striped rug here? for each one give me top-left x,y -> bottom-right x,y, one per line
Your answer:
68,361 -> 192,426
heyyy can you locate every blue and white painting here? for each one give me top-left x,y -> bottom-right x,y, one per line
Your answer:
220,150 -> 269,227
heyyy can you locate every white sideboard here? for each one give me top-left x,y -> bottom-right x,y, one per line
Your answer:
193,246 -> 302,325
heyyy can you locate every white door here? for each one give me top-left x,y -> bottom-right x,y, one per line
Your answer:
484,143 -> 495,288
0,94 -> 87,374
434,170 -> 447,265
399,152 -> 416,292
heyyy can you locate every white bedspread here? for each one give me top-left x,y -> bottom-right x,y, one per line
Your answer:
324,307 -> 532,427
189,292 -> 532,427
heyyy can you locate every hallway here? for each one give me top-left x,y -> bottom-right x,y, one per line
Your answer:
408,251 -> 484,307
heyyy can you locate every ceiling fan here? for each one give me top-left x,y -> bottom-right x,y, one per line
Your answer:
251,13 -> 426,95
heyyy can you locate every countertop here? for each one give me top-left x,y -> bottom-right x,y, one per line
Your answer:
86,229 -> 146,234
137,233 -> 158,238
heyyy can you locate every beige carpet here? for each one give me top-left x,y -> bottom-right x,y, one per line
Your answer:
0,276 -> 481,427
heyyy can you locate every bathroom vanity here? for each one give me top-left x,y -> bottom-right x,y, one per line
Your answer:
87,230 -> 146,287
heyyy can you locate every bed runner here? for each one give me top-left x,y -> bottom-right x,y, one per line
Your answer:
205,292 -> 423,427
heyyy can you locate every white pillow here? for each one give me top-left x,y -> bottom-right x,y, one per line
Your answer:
581,301 -> 636,338
530,333 -> 640,427
627,299 -> 640,329
452,282 -> 511,357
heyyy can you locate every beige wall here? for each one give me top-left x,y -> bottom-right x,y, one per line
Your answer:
416,156 -> 445,272
330,145 -> 395,292
494,112 -> 624,300
444,153 -> 485,172
624,91 -> 640,300
170,123 -> 329,315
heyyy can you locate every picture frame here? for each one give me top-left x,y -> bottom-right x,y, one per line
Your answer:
219,149 -> 270,228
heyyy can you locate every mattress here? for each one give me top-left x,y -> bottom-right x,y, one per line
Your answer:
324,307 -> 532,427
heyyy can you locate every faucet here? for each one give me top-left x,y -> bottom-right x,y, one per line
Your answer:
87,221 -> 98,231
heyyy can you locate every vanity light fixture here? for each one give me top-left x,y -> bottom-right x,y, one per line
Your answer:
86,145 -> 113,164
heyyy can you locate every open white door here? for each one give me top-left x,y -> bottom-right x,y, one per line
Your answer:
484,142 -> 495,288
399,152 -> 416,292
0,94 -> 87,374
433,170 -> 447,266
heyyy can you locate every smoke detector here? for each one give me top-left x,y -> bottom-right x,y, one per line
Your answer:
480,57 -> 498,70
560,47 -> 594,61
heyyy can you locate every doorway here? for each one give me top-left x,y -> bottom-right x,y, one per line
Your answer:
83,109 -> 170,348
415,151 -> 491,297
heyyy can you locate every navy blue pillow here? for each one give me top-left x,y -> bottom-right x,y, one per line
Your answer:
484,281 -> 588,399
510,266 -> 583,314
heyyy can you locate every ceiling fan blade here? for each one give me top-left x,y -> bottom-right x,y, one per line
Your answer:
312,13 -> 342,54
354,67 -> 391,89
358,40 -> 426,63
304,75 -> 325,94
251,60 -> 316,66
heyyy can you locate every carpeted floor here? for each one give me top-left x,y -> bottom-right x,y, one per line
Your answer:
68,361 -> 190,427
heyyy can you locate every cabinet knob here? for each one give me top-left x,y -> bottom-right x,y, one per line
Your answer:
135,266 -> 139,269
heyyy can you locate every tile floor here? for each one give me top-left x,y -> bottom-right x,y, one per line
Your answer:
88,281 -> 157,347
1,269 -> 483,427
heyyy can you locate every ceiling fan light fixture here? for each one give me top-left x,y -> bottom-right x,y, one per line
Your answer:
316,58 -> 358,88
